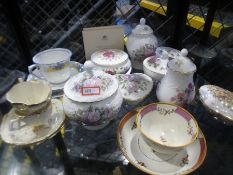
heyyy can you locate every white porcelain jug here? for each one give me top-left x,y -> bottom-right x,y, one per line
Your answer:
126,18 -> 158,70
156,49 -> 196,105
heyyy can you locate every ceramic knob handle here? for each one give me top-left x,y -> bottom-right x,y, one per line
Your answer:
140,18 -> 146,25
181,48 -> 188,57
84,60 -> 95,72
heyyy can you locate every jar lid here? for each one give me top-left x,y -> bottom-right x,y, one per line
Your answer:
156,47 -> 181,60
64,61 -> 118,102
143,50 -> 169,75
91,49 -> 128,67
132,18 -> 153,35
167,48 -> 196,74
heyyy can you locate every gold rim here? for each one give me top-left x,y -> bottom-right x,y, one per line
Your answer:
198,87 -> 233,124
0,99 -> 66,147
117,110 -> 207,175
136,102 -> 199,148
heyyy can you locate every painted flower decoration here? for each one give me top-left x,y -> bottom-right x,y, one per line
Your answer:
171,83 -> 194,105
147,56 -> 161,68
103,50 -> 114,59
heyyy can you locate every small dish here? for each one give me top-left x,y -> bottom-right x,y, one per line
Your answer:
91,49 -> 131,75
199,85 -> 233,125
114,73 -> 153,104
137,103 -> 199,154
118,110 -> 207,175
27,61 -> 84,92
0,99 -> 65,146
6,81 -> 51,116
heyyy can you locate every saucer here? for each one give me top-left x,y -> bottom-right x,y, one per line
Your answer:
117,110 -> 207,175
27,61 -> 84,92
0,99 -> 65,146
199,85 -> 233,125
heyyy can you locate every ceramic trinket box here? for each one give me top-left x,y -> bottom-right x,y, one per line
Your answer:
91,49 -> 131,75
63,61 -> 123,130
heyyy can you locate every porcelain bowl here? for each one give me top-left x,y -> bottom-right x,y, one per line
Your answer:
6,81 -> 52,116
136,103 -> 199,154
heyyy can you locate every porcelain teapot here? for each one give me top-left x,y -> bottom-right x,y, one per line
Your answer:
156,49 -> 196,105
126,18 -> 158,70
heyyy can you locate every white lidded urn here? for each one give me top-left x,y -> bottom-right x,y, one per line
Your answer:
126,18 -> 158,70
156,49 -> 196,105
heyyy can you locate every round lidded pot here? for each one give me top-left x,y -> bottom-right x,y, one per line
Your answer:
156,49 -> 197,106
126,18 -> 158,70
63,61 -> 123,130
143,47 -> 181,85
91,49 -> 131,75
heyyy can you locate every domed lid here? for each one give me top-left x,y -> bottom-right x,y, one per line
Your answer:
143,50 -> 169,75
156,47 -> 181,60
132,18 -> 154,35
64,61 -> 118,102
167,48 -> 196,74
91,49 -> 128,67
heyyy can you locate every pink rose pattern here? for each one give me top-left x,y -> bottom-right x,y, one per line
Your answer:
170,83 -> 194,105
147,56 -> 161,68
102,50 -> 114,60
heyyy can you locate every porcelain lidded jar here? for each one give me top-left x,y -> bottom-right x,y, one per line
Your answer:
91,49 -> 131,75
156,49 -> 196,105
126,18 -> 158,70
63,61 -> 123,130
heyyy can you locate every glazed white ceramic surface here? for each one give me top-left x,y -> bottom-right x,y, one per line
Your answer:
118,111 -> 207,175
29,48 -> 72,84
64,69 -> 118,103
156,49 -> 196,106
0,99 -> 65,146
199,85 -> 233,125
6,81 -> 51,116
114,73 -> 153,104
27,61 -> 84,91
92,59 -> 132,75
156,47 -> 181,60
137,103 -> 198,154
63,89 -> 123,130
91,49 -> 128,66
63,61 -> 123,130
126,18 -> 158,70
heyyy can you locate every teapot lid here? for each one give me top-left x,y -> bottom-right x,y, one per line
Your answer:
167,48 -> 196,74
64,61 -> 118,102
91,49 -> 128,67
132,18 -> 154,35
143,50 -> 169,75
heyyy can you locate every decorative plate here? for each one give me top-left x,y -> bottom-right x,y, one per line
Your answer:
91,49 -> 128,67
64,70 -> 118,103
199,85 -> 233,125
0,99 -> 65,146
27,61 -> 84,91
118,110 -> 207,175
114,73 -> 153,103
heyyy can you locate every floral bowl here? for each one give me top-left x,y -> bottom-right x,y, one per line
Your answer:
136,103 -> 199,154
6,81 -> 52,116
91,49 -> 131,75
114,73 -> 153,104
